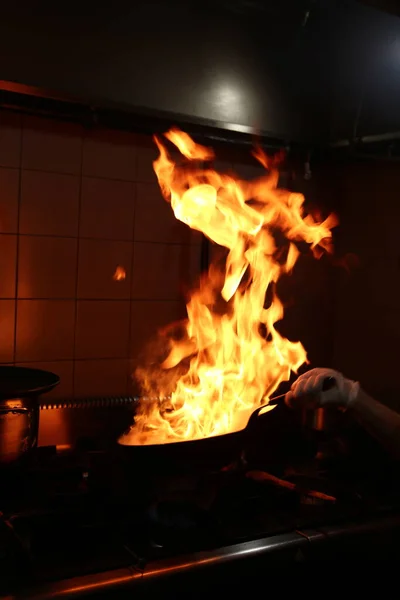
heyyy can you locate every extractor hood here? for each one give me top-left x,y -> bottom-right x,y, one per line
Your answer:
1,0 -> 400,147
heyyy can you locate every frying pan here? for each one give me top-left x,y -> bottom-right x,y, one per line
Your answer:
0,366 -> 59,400
118,376 -> 335,474
0,366 -> 60,465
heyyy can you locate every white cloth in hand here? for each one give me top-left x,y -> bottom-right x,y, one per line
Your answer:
285,368 -> 360,409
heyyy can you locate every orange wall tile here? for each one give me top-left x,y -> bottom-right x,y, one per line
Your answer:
15,300 -> 75,362
22,115 -> 83,174
0,300 -> 15,362
0,111 -> 21,169
75,301 -> 130,359
77,239 -> 133,300
74,359 -> 129,397
0,167 -> 19,233
80,177 -> 135,240
17,236 -> 77,298
20,170 -> 80,236
0,234 -> 17,297
82,129 -> 137,181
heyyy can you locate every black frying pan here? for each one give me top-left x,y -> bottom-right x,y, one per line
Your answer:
0,366 -> 60,400
118,402 -> 269,475
118,377 -> 335,474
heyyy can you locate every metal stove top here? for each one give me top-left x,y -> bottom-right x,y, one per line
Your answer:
2,436 -> 400,599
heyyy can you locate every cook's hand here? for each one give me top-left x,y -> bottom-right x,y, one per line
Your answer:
285,368 -> 360,409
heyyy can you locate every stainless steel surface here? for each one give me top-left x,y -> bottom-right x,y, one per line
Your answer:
8,513 -> 400,598
0,0 -> 323,143
8,531 -> 308,599
3,1 -> 400,144
0,397 -> 39,464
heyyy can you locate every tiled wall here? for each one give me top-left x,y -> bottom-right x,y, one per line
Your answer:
0,108 -> 339,406
0,110 -> 201,400
331,161 -> 400,405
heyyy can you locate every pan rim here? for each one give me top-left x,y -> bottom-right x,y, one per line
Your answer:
117,425 -> 245,449
0,365 -> 60,400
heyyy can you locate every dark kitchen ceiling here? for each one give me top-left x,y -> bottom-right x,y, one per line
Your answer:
0,0 -> 400,146
358,0 -> 400,17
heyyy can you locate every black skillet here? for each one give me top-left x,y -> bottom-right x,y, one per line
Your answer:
118,377 -> 335,474
0,366 -> 59,400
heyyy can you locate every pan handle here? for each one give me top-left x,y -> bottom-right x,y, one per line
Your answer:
245,403 -> 273,433
246,376 -> 336,431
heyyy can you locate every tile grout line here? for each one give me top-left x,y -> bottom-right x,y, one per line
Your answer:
126,170 -> 138,396
71,132 -> 85,398
5,164 -> 147,184
13,356 -> 136,364
12,116 -> 24,364
0,231 -> 201,247
0,297 -> 182,302
8,162 -> 163,181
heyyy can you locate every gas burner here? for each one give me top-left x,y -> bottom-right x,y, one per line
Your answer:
2,438 -> 400,598
147,500 -> 219,550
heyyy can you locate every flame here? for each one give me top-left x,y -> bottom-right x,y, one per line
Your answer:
113,266 -> 126,281
120,128 -> 337,446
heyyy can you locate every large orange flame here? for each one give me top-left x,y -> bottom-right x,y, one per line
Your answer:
120,129 -> 337,445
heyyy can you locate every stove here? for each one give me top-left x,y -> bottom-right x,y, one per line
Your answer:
2,405 -> 400,598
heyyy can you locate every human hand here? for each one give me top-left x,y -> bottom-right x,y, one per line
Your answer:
284,368 -> 360,409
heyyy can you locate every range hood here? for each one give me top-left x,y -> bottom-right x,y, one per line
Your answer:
1,0 -> 400,147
